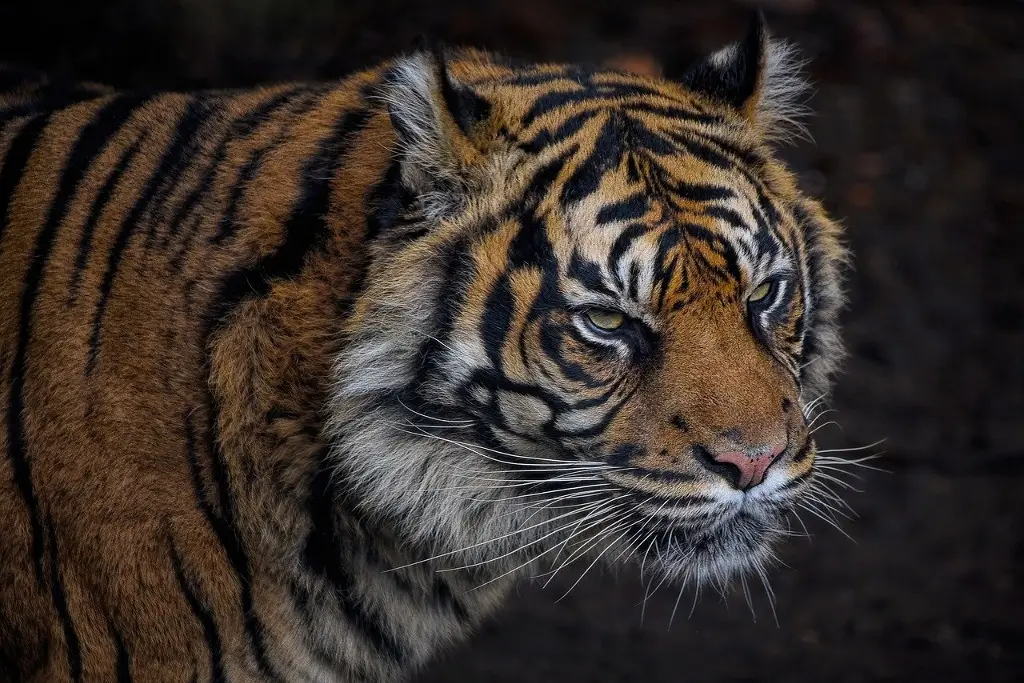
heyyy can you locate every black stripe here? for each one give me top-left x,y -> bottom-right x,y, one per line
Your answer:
289,579 -> 375,682
554,382 -> 640,439
567,251 -> 615,298
9,96 -> 141,584
47,524 -> 82,682
304,460 -> 408,663
559,115 -> 625,206
209,143 -> 269,245
188,408 -> 283,683
0,115 -> 50,585
365,158 -> 416,241
0,88 -> 102,127
607,443 -> 644,467
520,109 -> 599,153
164,87 -> 308,256
431,578 -> 470,622
520,84 -> 721,130
67,136 -> 145,303
539,322 -> 606,389
669,180 -> 736,203
595,194 -> 648,226
105,616 -> 132,683
141,97 -> 225,250
203,104 -> 371,335
608,222 -> 651,289
481,273 -> 514,370
170,539 -> 226,683
0,115 -> 49,246
86,97 -> 211,374
412,238 -> 473,389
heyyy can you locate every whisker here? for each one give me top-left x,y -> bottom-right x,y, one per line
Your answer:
553,520 -> 636,602
815,439 -> 887,455
395,396 -> 474,425
470,500 -> 632,593
796,501 -> 855,543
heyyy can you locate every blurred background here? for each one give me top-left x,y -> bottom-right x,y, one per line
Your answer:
1,0 -> 1021,681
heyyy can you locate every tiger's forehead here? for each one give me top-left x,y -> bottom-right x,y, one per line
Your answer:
449,55 -> 805,318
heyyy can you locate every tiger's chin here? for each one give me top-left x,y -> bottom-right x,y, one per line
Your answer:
623,505 -> 787,590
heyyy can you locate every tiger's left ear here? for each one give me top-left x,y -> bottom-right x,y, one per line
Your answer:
381,44 -> 493,217
681,10 -> 808,141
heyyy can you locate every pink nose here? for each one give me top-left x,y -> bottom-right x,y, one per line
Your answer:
712,442 -> 787,490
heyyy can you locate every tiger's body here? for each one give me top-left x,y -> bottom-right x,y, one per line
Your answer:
0,14 -> 848,683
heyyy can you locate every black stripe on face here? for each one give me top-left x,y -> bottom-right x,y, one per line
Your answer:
481,273 -> 514,370
539,321 -> 607,389
412,238 -> 473,390
567,251 -> 615,299
680,221 -> 740,281
86,97 -> 214,374
0,115 -> 49,246
520,83 -> 720,130
520,109 -> 599,153
668,179 -> 736,203
559,115 -> 625,206
608,222 -> 652,289
46,523 -> 82,683
595,194 -> 648,226
170,539 -> 226,683
553,382 -> 640,440
607,442 -> 644,467
304,459 -> 409,664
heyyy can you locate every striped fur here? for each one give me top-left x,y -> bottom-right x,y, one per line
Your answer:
0,14 -> 848,683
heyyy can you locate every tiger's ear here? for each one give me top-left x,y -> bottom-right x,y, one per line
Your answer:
680,10 -> 808,141
381,44 -> 492,217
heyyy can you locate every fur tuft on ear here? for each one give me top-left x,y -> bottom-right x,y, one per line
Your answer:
681,10 -> 811,142
378,45 -> 492,218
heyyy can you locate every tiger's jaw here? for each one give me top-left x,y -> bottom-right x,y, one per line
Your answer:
590,444 -> 818,590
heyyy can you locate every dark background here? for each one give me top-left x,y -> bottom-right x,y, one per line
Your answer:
1,0 -> 1021,681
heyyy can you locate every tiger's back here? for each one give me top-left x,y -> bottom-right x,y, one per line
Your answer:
0,66 -> 398,680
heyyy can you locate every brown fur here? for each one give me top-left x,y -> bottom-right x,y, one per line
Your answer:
0,23 -> 847,683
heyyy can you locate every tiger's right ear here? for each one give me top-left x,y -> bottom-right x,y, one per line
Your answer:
380,45 -> 493,217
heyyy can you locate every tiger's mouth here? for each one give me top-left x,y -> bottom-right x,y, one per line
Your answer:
598,473 -> 810,587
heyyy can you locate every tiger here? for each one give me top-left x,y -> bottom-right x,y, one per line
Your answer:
0,11 -> 848,683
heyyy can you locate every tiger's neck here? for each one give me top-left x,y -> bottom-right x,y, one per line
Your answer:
199,86 -> 515,681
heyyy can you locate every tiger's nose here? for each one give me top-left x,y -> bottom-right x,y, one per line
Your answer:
699,441 -> 787,490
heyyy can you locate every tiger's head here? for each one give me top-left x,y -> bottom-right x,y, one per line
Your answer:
328,13 -> 848,598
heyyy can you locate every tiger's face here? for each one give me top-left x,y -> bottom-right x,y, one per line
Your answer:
331,15 -> 846,596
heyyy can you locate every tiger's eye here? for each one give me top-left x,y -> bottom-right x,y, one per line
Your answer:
748,281 -> 773,303
585,308 -> 626,331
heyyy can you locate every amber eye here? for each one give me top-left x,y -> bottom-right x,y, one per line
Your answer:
585,308 -> 626,331
748,280 -> 774,305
